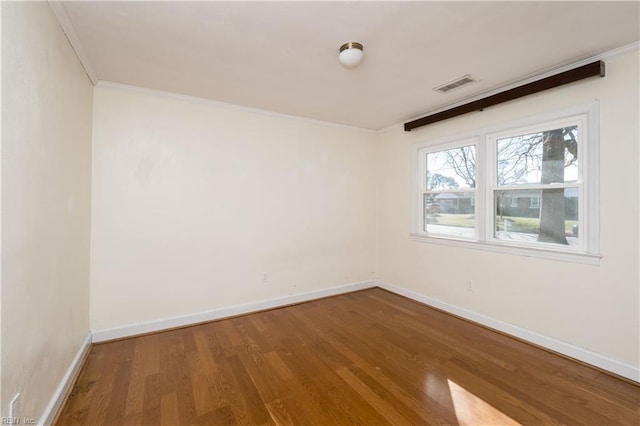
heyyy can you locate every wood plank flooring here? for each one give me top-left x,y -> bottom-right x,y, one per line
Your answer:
56,288 -> 639,425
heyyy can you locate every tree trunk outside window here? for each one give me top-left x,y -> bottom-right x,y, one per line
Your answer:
538,129 -> 568,244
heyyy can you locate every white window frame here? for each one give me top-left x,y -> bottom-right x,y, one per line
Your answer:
418,139 -> 479,239
411,102 -> 601,265
529,197 -> 540,208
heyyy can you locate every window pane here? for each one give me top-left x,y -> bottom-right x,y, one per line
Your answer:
494,189 -> 579,246
496,125 -> 578,186
424,192 -> 475,238
426,145 -> 476,190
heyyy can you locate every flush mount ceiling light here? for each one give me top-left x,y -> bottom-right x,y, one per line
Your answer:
338,42 -> 364,69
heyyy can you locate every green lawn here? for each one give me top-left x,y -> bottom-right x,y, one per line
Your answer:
427,213 -> 474,228
496,216 -> 577,235
429,213 -> 578,235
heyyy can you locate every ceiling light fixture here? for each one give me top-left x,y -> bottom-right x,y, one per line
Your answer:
338,42 -> 364,69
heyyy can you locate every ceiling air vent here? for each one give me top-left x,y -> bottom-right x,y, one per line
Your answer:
434,75 -> 475,93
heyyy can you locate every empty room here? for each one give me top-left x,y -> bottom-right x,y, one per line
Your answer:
2,1 -> 639,424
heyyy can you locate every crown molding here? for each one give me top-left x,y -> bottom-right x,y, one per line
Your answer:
48,1 -> 98,84
96,80 -> 377,134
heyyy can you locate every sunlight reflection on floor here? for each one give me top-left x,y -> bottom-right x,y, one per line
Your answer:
447,379 -> 521,425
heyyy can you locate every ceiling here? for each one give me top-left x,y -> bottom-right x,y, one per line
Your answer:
58,1 -> 639,130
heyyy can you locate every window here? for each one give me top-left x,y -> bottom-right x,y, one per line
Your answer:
529,197 -> 540,208
412,103 -> 600,264
421,142 -> 477,239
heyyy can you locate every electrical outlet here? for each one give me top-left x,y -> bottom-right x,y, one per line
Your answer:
262,273 -> 268,283
466,281 -> 473,292
9,393 -> 20,419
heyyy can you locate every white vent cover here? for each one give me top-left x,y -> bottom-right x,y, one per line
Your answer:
434,75 -> 475,93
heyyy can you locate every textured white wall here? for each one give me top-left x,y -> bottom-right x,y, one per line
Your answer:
1,2 -> 92,420
375,49 -> 639,369
90,84 -> 377,331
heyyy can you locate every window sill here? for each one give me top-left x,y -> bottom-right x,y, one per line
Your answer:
409,233 -> 602,266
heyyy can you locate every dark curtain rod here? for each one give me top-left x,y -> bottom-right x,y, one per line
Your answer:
404,61 -> 605,132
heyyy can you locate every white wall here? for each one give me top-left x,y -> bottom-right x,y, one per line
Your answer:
376,49 -> 639,371
89,49 -> 639,378
2,8 -> 635,419
1,1 -> 93,420
90,84 -> 377,331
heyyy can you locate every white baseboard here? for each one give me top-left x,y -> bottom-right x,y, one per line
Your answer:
376,280 -> 640,383
38,333 -> 92,426
90,278 -> 639,382
92,280 -> 376,343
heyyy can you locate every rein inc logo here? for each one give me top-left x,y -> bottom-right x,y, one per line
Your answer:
1,418 -> 35,425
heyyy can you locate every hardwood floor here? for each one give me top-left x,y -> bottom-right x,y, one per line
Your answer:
56,288 -> 639,425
